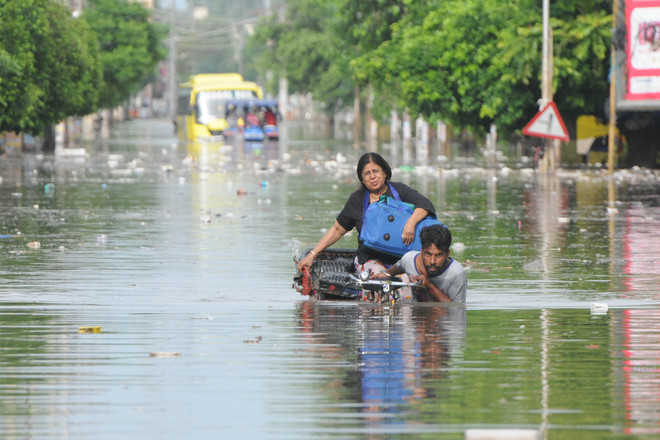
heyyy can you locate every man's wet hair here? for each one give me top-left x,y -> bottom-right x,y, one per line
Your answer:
356,152 -> 392,185
420,224 -> 451,252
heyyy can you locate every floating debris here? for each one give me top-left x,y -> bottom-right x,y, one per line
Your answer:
27,241 -> 41,249
465,429 -> 540,440
243,336 -> 263,344
149,352 -> 181,358
79,326 -> 102,333
451,242 -> 466,254
590,302 -> 608,315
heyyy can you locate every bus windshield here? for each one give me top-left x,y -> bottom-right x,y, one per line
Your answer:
195,90 -> 257,124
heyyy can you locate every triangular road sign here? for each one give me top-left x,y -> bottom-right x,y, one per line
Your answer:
522,102 -> 569,141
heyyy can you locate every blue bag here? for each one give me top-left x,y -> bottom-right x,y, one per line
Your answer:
359,184 -> 445,257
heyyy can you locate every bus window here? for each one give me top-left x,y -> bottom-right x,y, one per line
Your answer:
195,91 -> 232,124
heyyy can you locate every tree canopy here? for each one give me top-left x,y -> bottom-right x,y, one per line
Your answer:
0,0 -> 101,134
249,0 -> 354,114
0,0 -> 167,135
249,0 -> 613,137
83,0 -> 167,109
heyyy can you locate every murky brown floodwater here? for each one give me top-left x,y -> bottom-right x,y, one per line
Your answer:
1,118 -> 659,439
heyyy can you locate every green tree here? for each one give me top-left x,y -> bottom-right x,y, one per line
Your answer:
0,0 -> 101,134
249,0 -> 354,114
353,0 -> 612,136
83,0 -> 167,109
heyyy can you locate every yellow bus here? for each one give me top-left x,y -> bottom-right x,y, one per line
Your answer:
177,73 -> 263,143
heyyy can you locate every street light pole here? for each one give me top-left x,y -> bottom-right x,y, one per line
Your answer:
168,0 -> 177,122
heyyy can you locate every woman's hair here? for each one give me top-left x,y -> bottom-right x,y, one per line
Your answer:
356,153 -> 392,185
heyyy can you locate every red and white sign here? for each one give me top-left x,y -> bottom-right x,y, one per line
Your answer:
626,0 -> 660,100
522,101 -> 569,141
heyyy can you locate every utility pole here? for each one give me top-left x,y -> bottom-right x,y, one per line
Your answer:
541,0 -> 556,172
541,0 -> 551,106
608,0 -> 620,175
168,0 -> 177,122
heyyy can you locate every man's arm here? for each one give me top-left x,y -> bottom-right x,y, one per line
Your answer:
417,260 -> 451,302
422,278 -> 452,302
372,264 -> 405,279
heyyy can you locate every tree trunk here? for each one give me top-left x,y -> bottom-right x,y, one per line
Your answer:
328,113 -> 335,140
42,125 -> 55,153
353,84 -> 360,150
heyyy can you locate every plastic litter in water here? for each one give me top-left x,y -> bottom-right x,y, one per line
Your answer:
465,429 -> 540,440
27,241 -> 41,249
590,302 -> 608,315
149,352 -> 181,358
451,242 -> 466,253
44,183 -> 55,194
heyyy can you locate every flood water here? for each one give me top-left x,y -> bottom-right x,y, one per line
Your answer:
1,118 -> 660,439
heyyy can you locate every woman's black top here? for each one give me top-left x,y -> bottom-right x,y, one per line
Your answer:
336,181 -> 436,265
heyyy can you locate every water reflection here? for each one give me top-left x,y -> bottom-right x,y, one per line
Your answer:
297,301 -> 465,434
2,118 -> 660,438
615,307 -> 660,435
622,205 -> 660,295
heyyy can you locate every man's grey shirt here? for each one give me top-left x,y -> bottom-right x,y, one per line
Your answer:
392,251 -> 467,302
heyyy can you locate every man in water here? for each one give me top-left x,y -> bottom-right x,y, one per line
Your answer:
373,224 -> 467,302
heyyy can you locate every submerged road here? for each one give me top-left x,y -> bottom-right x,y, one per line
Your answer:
0,118 -> 659,438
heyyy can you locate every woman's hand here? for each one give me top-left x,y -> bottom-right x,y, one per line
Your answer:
296,221 -> 348,272
402,208 -> 428,246
297,251 -> 316,272
402,218 -> 416,245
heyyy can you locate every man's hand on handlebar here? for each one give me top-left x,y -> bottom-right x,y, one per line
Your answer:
370,271 -> 390,280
